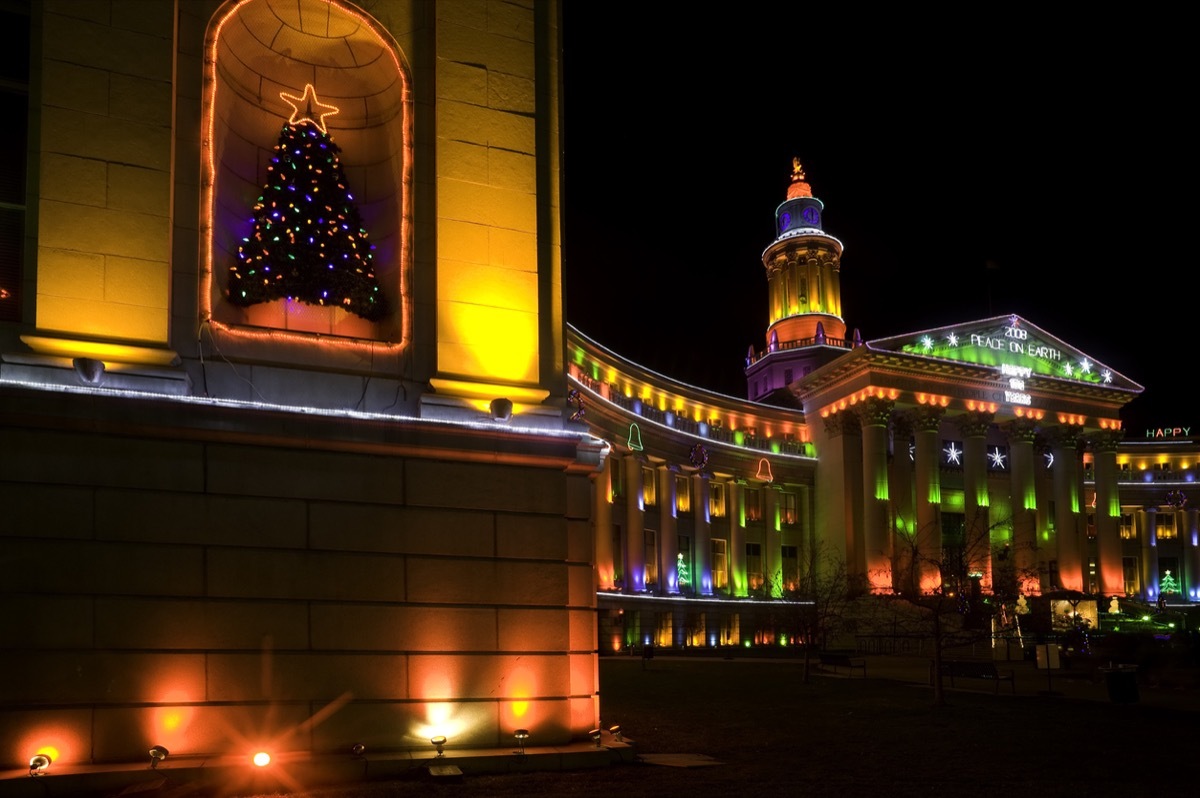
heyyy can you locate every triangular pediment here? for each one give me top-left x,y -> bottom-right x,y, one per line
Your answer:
867,314 -> 1142,392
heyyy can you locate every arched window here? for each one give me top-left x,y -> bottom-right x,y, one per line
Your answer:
201,0 -> 410,350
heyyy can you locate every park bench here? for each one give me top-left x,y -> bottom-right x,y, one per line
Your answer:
940,660 -> 1015,694
818,651 -> 866,677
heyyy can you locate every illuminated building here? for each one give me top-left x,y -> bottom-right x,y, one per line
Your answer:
574,163 -> 1200,645
0,0 -> 601,774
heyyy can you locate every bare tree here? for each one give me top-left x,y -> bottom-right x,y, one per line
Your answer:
761,546 -> 852,684
881,509 -> 1035,706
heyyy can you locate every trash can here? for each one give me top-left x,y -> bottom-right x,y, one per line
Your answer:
1100,665 -> 1139,704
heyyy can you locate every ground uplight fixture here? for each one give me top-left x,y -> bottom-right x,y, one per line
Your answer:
29,754 -> 51,776
148,745 -> 169,769
609,725 -> 623,742
513,728 -> 529,755
589,728 -> 603,747
351,743 -> 366,758
430,736 -> 447,757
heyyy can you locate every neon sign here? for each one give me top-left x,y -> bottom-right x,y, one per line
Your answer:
1146,427 -> 1191,439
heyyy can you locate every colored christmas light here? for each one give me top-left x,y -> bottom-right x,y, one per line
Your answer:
228,90 -> 388,322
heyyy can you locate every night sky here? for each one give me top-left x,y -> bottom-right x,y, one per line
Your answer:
558,7 -> 1193,435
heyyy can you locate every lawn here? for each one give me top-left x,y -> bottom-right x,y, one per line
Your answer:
248,655 -> 1195,798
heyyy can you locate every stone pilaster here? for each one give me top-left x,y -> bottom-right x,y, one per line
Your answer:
1142,507 -> 1160,601
657,464 -> 679,595
623,453 -> 645,592
693,473 -> 713,596
594,456 -> 615,590
956,411 -> 994,585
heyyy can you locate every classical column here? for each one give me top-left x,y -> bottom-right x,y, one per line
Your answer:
911,406 -> 945,593
594,456 -> 615,590
657,465 -> 679,595
890,415 -> 915,594
730,480 -> 747,597
765,485 -> 782,597
623,453 -> 645,593
1142,507 -> 1159,601
957,411 -> 994,586
693,473 -> 713,596
858,397 -> 894,592
1005,418 -> 1039,595
1091,431 -> 1124,598
1186,507 -> 1200,601
1049,427 -> 1083,591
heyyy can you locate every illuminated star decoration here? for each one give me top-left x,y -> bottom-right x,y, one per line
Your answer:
943,441 -> 962,465
1080,358 -> 1092,374
988,446 -> 1008,469
1101,369 -> 1113,384
1044,452 -> 1055,469
1063,362 -> 1074,377
1009,314 -> 1020,329
921,335 -> 934,352
279,83 -> 339,134
947,333 -> 958,347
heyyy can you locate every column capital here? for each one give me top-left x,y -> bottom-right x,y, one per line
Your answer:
1046,426 -> 1083,450
854,397 -> 894,428
1090,430 -> 1124,454
1003,417 -> 1039,444
823,411 -> 861,437
955,410 -> 994,439
910,406 -> 945,433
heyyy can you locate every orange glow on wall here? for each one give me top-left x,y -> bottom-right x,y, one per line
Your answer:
1099,418 -> 1122,430
1056,413 -> 1087,426
1014,407 -> 1045,420
965,400 -> 997,413
14,724 -> 83,769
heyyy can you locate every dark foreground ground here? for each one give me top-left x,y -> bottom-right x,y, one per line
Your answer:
248,655 -> 1198,798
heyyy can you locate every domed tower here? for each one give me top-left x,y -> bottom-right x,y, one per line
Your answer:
745,159 -> 853,403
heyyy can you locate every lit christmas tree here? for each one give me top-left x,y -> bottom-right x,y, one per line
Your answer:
1160,570 -> 1179,595
677,552 -> 691,588
228,84 -> 388,322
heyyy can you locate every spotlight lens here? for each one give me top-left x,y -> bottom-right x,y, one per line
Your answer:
253,752 -> 271,767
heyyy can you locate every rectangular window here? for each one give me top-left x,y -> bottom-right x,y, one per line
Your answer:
1156,513 -> 1177,540
675,475 -> 691,513
642,467 -> 657,506
0,5 -> 30,323
745,488 -> 763,522
1122,556 -> 1139,596
1086,513 -> 1096,540
783,368 -> 793,385
1087,558 -> 1098,595
709,482 -> 726,518
644,529 -> 658,586
782,544 -> 798,592
711,538 -> 727,589
1120,513 -> 1136,540
611,458 -> 624,499
780,492 -> 798,525
746,542 -> 763,591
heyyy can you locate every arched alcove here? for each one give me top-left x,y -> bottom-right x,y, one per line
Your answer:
202,0 -> 410,347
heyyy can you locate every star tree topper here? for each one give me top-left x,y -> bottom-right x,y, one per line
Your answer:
280,83 -> 339,134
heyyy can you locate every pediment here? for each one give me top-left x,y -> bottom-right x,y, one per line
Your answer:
867,314 -> 1142,392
